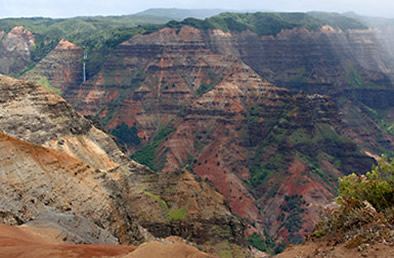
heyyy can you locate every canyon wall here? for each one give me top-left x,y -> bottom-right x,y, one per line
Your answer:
0,74 -> 249,256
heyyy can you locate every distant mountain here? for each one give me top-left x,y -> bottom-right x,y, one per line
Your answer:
342,11 -> 394,27
133,8 -> 230,20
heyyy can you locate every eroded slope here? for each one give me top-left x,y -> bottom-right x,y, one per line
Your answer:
0,74 -> 249,256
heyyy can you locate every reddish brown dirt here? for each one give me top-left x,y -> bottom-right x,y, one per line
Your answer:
0,224 -> 213,258
276,240 -> 394,258
126,240 -> 212,258
0,224 -> 136,258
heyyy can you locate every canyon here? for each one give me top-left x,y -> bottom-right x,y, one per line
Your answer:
0,74 -> 250,256
0,11 -> 393,255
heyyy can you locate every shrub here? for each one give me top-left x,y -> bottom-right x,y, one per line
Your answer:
338,155 -> 393,212
111,122 -> 140,147
248,232 -> 267,252
311,156 -> 393,247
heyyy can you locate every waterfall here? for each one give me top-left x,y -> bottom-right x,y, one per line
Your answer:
83,50 -> 87,82
83,62 -> 86,82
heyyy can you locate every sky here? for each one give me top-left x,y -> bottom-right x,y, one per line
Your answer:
0,0 -> 393,18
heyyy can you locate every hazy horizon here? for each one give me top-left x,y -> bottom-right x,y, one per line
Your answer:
0,0 -> 393,19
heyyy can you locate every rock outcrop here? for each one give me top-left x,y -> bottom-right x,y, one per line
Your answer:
22,39 -> 83,94
25,212 -> 119,245
0,131 -> 145,244
0,74 -> 249,255
56,26 -> 377,244
206,27 -> 394,154
0,26 -> 35,75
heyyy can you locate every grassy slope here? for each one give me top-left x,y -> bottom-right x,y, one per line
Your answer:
167,12 -> 367,36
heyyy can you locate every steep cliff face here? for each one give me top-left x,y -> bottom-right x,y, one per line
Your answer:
208,27 -> 394,92
5,13 -> 392,247
22,39 -> 83,95
0,26 -> 35,75
0,75 -> 249,255
0,131 -> 145,244
59,26 -> 377,246
0,74 -> 124,170
205,27 -> 394,154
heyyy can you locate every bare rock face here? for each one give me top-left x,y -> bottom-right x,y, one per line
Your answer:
0,74 -> 91,144
0,74 -> 125,170
208,28 -> 394,91
22,39 -> 84,94
0,131 -> 145,245
124,167 -> 247,247
0,74 -> 249,255
206,27 -> 394,154
58,26 -> 376,243
26,212 -> 119,244
0,26 -> 35,75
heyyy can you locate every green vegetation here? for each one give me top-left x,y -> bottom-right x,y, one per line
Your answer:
144,189 -> 189,222
280,195 -> 305,234
0,16 -> 168,48
1,11 -> 367,78
143,191 -> 169,219
168,206 -> 188,221
30,36 -> 60,64
290,124 -> 372,176
27,74 -> 62,95
338,156 -> 393,212
131,123 -> 175,171
97,107 -> 118,128
250,152 -> 285,188
246,103 -> 373,206
196,83 -> 213,96
248,231 -> 287,255
362,104 -> 394,137
308,12 -> 369,31
0,16 -> 167,77
131,143 -> 157,170
168,12 -> 367,36
245,108 -> 287,191
111,122 -> 141,147
345,63 -> 367,88
195,69 -> 221,96
280,194 -> 305,212
312,156 -> 393,247
274,242 -> 287,254
247,232 -> 267,252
